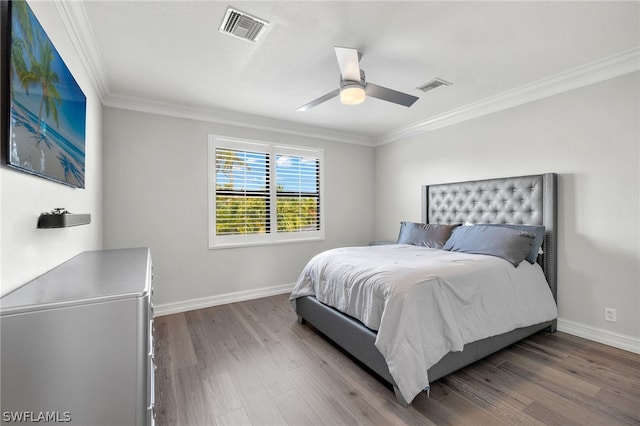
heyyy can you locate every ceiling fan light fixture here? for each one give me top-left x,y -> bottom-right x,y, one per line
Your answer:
340,83 -> 366,105
297,47 -> 418,111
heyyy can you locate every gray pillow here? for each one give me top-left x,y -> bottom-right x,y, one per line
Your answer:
443,224 -> 535,266
397,222 -> 460,249
482,224 -> 545,264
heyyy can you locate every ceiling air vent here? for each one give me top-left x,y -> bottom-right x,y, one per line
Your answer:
219,7 -> 269,43
416,78 -> 452,93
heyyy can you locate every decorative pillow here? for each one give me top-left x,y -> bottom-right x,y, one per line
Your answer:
442,224 -> 535,267
482,224 -> 545,264
397,222 -> 460,249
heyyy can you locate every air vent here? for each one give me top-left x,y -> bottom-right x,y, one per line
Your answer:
416,78 -> 452,93
219,7 -> 269,42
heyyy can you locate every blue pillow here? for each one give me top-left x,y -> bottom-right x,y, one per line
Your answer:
443,225 -> 535,267
397,222 -> 460,249
482,224 -> 545,264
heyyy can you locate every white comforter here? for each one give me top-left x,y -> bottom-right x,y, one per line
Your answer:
290,244 -> 557,403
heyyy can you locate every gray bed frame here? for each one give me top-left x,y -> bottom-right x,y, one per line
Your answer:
294,173 -> 557,406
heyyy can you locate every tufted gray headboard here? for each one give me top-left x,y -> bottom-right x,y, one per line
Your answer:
422,173 -> 557,303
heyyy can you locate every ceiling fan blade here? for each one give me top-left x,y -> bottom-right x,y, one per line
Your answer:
365,83 -> 419,107
296,89 -> 340,111
334,46 -> 361,81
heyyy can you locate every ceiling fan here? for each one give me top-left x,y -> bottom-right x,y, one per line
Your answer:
297,47 -> 419,112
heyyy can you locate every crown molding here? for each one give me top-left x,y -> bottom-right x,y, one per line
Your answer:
53,0 -> 109,102
104,93 -> 375,146
375,47 -> 640,146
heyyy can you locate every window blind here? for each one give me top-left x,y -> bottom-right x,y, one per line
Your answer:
209,136 -> 324,248
215,148 -> 270,236
276,154 -> 320,233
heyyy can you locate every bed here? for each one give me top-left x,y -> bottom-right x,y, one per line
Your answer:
290,173 -> 558,406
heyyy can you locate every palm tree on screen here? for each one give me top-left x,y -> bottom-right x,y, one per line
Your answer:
10,0 -> 62,146
10,0 -> 37,98
32,37 -> 61,145
57,153 -> 82,186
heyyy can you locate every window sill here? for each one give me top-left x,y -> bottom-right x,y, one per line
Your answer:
209,236 -> 325,250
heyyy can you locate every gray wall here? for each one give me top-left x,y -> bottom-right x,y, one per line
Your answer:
103,108 -> 375,306
374,72 -> 640,341
0,2 -> 103,296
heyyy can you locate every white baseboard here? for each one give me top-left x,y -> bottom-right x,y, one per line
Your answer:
557,318 -> 640,355
155,289 -> 640,355
154,283 -> 295,317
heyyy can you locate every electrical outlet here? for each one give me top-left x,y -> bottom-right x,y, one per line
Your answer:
604,307 -> 617,322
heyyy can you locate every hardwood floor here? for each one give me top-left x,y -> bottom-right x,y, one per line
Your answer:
153,294 -> 640,425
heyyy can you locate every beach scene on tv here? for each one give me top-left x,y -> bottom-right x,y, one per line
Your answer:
9,0 -> 86,188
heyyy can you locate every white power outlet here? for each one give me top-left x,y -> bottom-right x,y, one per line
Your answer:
604,307 -> 617,322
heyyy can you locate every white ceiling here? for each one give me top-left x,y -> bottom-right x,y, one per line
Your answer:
71,1 -> 639,144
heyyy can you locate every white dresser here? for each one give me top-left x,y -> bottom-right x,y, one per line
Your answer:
0,248 -> 155,425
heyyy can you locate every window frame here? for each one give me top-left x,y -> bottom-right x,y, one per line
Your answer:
208,135 -> 325,249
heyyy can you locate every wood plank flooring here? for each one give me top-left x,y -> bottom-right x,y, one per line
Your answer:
153,294 -> 640,425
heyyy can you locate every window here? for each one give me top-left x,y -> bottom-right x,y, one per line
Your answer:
209,135 -> 324,248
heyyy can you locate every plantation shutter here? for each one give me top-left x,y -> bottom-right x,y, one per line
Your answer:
275,153 -> 321,233
209,135 -> 324,248
215,148 -> 270,235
